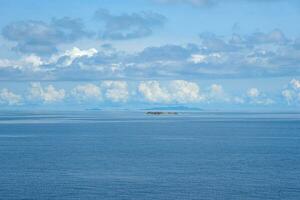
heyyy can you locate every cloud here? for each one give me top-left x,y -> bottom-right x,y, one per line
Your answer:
199,33 -> 239,52
94,8 -> 166,40
53,47 -> 98,67
0,80 -> 293,107
1,28 -> 300,81
233,97 -> 245,104
291,79 -> 300,90
138,81 -> 170,103
169,80 -> 204,103
138,44 -> 198,62
152,0 -> 285,7
72,83 -> 101,101
0,54 -> 43,71
247,88 -> 260,98
29,82 -> 65,103
101,81 -> 129,102
208,84 -> 231,102
188,53 -> 222,64
247,29 -> 288,45
246,87 -> 274,105
282,79 -> 300,104
2,17 -> 91,55
23,55 -> 43,68
152,0 -> 214,6
0,89 -> 22,105
282,90 -> 294,104
138,80 -> 203,103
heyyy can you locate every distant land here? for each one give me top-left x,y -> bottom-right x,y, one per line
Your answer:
86,108 -> 103,111
146,111 -> 178,115
143,106 -> 203,111
84,106 -> 203,112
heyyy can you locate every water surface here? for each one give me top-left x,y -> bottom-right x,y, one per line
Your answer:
0,111 -> 300,200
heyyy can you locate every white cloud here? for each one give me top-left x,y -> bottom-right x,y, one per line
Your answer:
138,81 -> 170,103
188,54 -> 207,64
72,84 -> 101,101
0,59 -> 16,69
281,79 -> 300,104
102,81 -> 129,102
49,47 -> 98,67
0,89 -> 22,105
29,82 -> 65,103
0,54 -> 43,71
169,80 -> 203,103
247,88 -> 260,98
291,79 -> 300,90
138,80 -> 203,103
233,97 -> 245,104
1,47 -> 98,72
209,84 -> 229,101
210,84 -> 223,94
23,54 -> 43,68
282,89 -> 294,104
247,88 -> 274,105
65,47 -> 98,58
205,84 -> 237,103
188,53 -> 222,64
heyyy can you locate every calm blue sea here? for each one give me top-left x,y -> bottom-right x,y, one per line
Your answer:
0,111 -> 300,200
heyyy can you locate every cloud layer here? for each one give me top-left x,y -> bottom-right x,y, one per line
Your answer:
94,9 -> 166,40
1,27 -> 300,81
2,18 -> 91,55
1,79 -> 299,108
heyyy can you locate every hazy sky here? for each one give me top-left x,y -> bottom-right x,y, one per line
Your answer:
0,0 -> 300,110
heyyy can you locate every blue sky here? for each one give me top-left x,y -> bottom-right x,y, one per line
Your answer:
0,0 -> 300,110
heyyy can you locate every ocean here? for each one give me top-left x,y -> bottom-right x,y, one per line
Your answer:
0,111 -> 299,200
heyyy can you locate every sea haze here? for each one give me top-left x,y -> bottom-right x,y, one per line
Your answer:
0,111 -> 300,200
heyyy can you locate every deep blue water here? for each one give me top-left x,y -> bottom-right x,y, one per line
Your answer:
0,111 -> 300,200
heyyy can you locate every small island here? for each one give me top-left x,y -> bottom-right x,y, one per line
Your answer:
146,111 -> 178,115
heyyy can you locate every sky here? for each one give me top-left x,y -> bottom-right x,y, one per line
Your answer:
0,0 -> 300,110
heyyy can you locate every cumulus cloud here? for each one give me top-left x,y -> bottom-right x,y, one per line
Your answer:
0,89 -> 22,105
208,84 -> 231,102
94,8 -> 166,40
246,88 -> 274,105
282,89 -> 294,104
101,81 -> 129,102
2,17 -> 91,55
29,82 -> 65,103
23,55 -> 43,68
53,47 -> 98,67
138,80 -> 203,103
169,80 -> 204,103
0,54 -> 44,71
72,83 -> 101,101
0,80 -> 290,107
290,79 -> 300,90
282,79 -> 300,104
247,88 -> 260,98
138,81 -> 170,103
